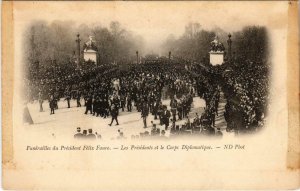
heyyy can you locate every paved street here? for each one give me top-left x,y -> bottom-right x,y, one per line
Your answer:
25,96 -> 232,140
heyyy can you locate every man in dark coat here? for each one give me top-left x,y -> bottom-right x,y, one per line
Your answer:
141,102 -> 149,128
120,94 -> 126,112
170,98 -> 177,121
65,91 -> 71,108
109,105 -> 119,126
103,98 -> 109,118
126,94 -> 132,112
211,108 -> 216,127
177,100 -> 183,120
161,105 -> 171,130
76,91 -> 81,107
54,92 -> 59,109
157,101 -> 164,125
49,95 -> 55,115
84,96 -> 93,114
93,97 -> 99,116
153,99 -> 160,120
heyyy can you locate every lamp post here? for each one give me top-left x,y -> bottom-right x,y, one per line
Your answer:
75,33 -> 81,69
227,33 -> 232,61
136,51 -> 139,64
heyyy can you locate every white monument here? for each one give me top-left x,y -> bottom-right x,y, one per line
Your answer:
83,36 -> 97,63
209,36 -> 225,66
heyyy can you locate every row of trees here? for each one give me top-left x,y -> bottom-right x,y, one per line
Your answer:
161,22 -> 268,63
24,20 -> 268,73
24,21 -> 145,69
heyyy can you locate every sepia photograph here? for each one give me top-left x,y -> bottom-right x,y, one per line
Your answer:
23,10 -> 269,141
2,1 -> 299,190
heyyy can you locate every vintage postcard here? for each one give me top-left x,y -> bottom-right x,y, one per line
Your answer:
2,1 -> 299,190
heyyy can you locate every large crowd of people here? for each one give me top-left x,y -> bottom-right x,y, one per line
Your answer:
25,55 -> 269,138
221,59 -> 269,133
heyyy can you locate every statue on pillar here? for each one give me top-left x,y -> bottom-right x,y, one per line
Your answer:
83,36 -> 98,52
83,35 -> 98,64
209,36 -> 225,65
210,36 -> 225,52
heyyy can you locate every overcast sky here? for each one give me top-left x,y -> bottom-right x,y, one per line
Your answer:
14,1 -> 288,54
